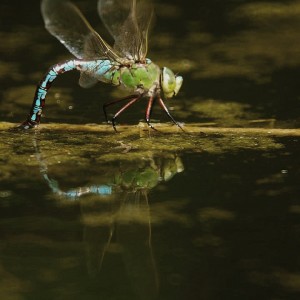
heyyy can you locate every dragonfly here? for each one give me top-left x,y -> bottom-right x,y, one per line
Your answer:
21,0 -> 183,131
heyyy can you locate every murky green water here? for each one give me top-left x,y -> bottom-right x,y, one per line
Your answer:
1,0 -> 300,299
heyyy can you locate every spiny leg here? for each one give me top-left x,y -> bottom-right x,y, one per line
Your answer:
111,95 -> 141,131
103,94 -> 139,124
158,97 -> 184,131
145,96 -> 157,130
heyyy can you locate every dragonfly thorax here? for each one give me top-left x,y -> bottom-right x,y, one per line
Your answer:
113,60 -> 161,94
108,62 -> 183,99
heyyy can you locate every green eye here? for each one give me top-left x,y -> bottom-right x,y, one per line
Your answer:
174,76 -> 183,95
161,67 -> 183,98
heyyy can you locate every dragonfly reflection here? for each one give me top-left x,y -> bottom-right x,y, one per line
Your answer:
33,136 -> 184,299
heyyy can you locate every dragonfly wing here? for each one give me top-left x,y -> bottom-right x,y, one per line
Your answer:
79,73 -> 99,88
98,0 -> 154,61
41,0 -> 120,61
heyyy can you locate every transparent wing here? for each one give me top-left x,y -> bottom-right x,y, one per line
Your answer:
41,0 -> 121,61
78,73 -> 99,88
98,0 -> 154,61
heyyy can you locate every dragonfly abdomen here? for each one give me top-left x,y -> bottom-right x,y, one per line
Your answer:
78,59 -> 117,84
23,60 -> 80,127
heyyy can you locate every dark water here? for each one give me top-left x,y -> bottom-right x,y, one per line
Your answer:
1,128 -> 299,300
1,0 -> 300,299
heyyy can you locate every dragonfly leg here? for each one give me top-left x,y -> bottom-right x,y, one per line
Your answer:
103,94 -> 139,124
103,94 -> 141,131
110,96 -> 141,131
157,97 -> 184,131
20,60 -> 80,129
145,96 -> 157,130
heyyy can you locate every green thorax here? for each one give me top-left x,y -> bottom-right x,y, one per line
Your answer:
107,60 -> 161,92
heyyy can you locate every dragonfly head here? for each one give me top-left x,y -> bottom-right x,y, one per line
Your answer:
161,67 -> 183,98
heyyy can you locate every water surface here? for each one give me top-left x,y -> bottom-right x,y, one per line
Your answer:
1,0 -> 300,299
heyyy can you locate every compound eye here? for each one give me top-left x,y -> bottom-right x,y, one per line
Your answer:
161,67 -> 176,98
174,76 -> 183,95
